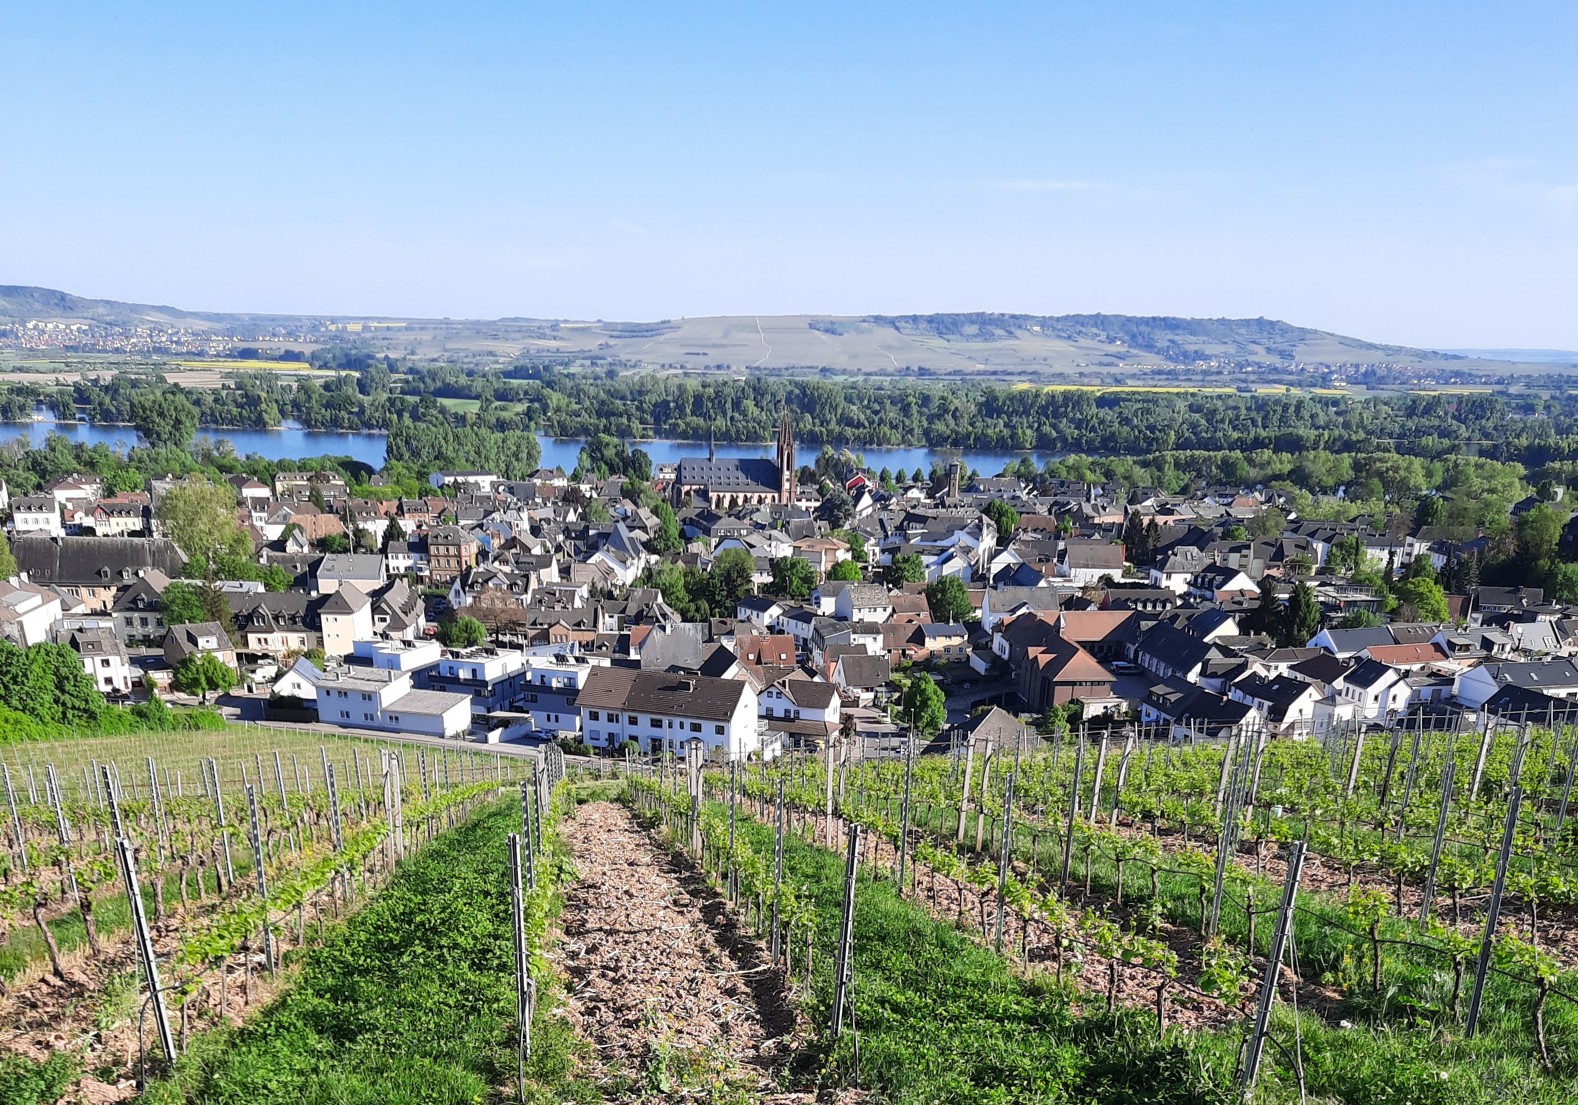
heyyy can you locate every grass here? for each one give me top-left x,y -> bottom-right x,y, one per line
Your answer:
720,806 -> 1237,1105
0,723 -> 484,807
140,796 -> 594,1105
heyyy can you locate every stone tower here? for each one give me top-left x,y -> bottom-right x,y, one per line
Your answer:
775,412 -> 795,504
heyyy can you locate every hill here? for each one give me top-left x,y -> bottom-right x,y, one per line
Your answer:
0,285 -> 1542,377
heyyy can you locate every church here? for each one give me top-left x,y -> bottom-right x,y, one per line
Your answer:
671,413 -> 795,509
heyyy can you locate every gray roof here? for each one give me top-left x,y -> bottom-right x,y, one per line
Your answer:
578,667 -> 747,722
15,535 -> 187,585
676,456 -> 781,495
316,553 -> 385,580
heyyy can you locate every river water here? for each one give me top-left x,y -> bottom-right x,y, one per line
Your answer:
0,418 -> 1050,478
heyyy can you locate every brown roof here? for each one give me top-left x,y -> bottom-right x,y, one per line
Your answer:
1030,638 -> 1114,686
1363,642 -> 1449,666
1054,610 -> 1139,645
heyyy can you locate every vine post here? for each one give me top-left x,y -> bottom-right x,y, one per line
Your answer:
831,823 -> 860,1040
1239,840 -> 1307,1099
1466,730 -> 1529,1037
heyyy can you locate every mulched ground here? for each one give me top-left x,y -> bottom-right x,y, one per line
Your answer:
560,800 -> 868,1102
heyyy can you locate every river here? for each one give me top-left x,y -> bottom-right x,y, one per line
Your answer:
1,418 -> 1052,478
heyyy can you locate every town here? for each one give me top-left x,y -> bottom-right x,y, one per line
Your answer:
1,409 -> 1566,765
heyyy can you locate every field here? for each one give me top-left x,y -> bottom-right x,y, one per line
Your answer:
9,718 -> 1578,1103
0,726 -> 536,1102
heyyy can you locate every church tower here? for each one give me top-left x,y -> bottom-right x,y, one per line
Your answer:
775,412 -> 795,504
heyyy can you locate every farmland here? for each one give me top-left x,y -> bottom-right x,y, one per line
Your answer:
7,720 -> 1578,1103
0,727 -> 534,1102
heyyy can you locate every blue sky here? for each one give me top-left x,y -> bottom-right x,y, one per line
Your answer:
3,2 -> 1576,348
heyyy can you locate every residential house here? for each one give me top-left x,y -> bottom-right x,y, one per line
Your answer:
163,621 -> 238,672
64,626 -> 134,695
12,495 -> 62,537
14,535 -> 186,612
578,667 -> 764,759
427,525 -> 480,584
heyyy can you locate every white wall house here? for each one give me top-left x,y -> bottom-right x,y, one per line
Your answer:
12,496 -> 62,538
278,662 -> 472,737
578,667 -> 766,760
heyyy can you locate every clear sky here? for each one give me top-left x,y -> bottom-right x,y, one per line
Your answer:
4,2 -> 1576,348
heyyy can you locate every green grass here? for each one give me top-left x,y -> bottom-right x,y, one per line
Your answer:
139,797 -> 595,1105
720,807 -> 1236,1105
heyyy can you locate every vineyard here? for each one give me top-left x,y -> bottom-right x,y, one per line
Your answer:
0,726 -> 539,1103
5,719 -> 1578,1103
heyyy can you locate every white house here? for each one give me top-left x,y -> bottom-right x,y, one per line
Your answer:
577,667 -> 765,760
0,580 -> 63,647
1228,672 -> 1322,737
758,675 -> 841,748
12,496 -> 62,538
429,471 -> 499,494
1454,659 -> 1578,709
280,661 -> 472,737
1333,659 -> 1412,724
64,626 -> 134,695
833,583 -> 892,623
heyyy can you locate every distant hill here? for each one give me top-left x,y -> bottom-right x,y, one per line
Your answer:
0,285 -> 240,328
0,285 -> 1546,375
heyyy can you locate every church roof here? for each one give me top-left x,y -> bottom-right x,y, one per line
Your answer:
676,456 -> 782,495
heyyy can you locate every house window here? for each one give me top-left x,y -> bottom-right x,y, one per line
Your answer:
690,722 -> 701,732
649,717 -> 661,728
340,709 -> 349,719
715,725 -> 724,735
589,710 -> 599,721
609,713 -> 620,723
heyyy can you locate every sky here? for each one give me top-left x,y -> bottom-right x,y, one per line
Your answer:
3,2 -> 1577,349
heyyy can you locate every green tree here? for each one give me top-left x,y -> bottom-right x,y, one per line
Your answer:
983,500 -> 1019,538
769,556 -> 816,600
1393,577 -> 1449,623
883,552 -> 925,587
260,564 -> 293,592
1249,577 -> 1284,638
155,476 -> 249,566
1548,561 -> 1578,605
647,501 -> 682,554
924,575 -> 972,624
648,562 -> 710,621
1338,609 -> 1384,628
1282,581 -> 1321,646
1224,523 -> 1248,542
1515,504 -> 1566,574
1121,512 -> 1153,564
831,529 -> 867,563
1414,495 -> 1445,529
709,548 -> 758,609
1249,509 -> 1287,538
821,487 -> 853,529
129,388 -> 199,451
899,673 -> 947,735
171,652 -> 236,703
437,614 -> 487,648
584,499 -> 611,525
159,581 -> 206,626
0,530 -> 15,580
827,559 -> 862,582
0,642 -> 103,726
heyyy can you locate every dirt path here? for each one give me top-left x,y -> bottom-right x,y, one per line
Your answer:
558,800 -> 812,1102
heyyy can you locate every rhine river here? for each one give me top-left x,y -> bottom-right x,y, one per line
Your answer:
2,418 -> 1053,478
